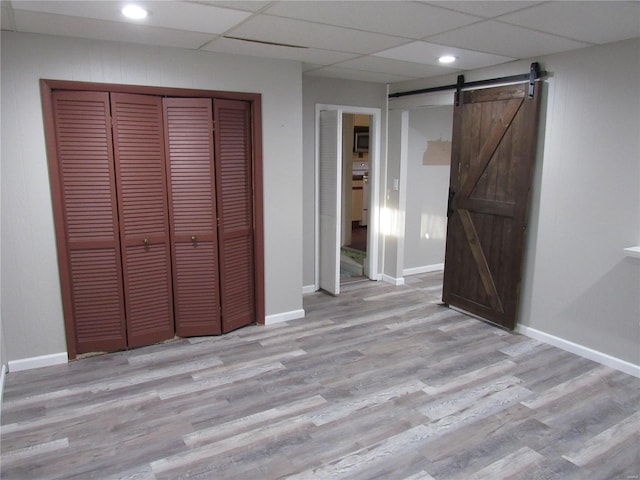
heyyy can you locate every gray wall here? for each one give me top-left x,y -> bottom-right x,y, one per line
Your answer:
1,31 -> 304,362
393,38 -> 640,365
404,107 -> 453,272
519,38 -> 640,365
301,76 -> 387,289
384,110 -> 408,281
0,316 -> 6,371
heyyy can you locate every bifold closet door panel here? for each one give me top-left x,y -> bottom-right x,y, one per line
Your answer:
164,98 -> 222,336
51,91 -> 127,354
111,93 -> 174,347
213,99 -> 255,333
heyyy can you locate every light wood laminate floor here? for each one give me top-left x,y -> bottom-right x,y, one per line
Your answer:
2,272 -> 639,479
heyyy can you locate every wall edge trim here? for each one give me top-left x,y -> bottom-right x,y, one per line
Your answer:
302,285 -> 316,294
516,325 -> 640,378
403,263 -> 445,276
382,274 -> 405,286
0,364 -> 6,411
265,309 -> 306,326
8,353 -> 68,373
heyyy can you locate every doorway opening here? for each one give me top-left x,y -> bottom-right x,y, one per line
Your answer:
315,104 -> 381,295
341,113 -> 370,284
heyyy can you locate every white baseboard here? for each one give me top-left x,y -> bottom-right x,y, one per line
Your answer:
8,352 -> 68,373
516,325 -> 640,378
403,263 -> 444,276
382,274 -> 405,286
265,309 -> 305,326
302,285 -> 317,295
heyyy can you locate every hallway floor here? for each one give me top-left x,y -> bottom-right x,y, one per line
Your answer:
347,224 -> 367,253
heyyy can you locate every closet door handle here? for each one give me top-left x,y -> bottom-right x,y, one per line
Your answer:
191,236 -> 197,243
143,238 -> 150,247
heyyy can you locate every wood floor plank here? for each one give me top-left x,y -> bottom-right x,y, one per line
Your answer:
283,424 -> 435,479
307,379 -> 427,426
466,446 -> 545,480
183,395 -> 327,447
422,358 -> 517,395
562,410 -> 640,467
1,271 -> 638,480
521,364 -> 614,409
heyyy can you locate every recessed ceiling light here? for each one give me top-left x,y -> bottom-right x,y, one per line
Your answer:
122,5 -> 148,20
438,55 -> 457,64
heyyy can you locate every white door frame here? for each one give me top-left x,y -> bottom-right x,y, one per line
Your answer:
315,104 -> 382,291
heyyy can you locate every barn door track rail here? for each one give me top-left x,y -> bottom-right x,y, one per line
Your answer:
389,62 -> 548,105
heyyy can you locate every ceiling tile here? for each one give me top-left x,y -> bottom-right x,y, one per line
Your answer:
203,37 -> 359,65
425,1 -> 543,19
305,65 -> 415,84
4,0 -> 635,85
334,55 -> 460,78
498,1 -> 640,45
265,1 -> 481,39
227,14 -> 408,54
189,1 -> 272,12
427,20 -> 591,59
12,0 -> 252,34
12,10 -> 215,49
374,41 -> 514,70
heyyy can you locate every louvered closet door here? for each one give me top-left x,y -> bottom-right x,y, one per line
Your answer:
164,98 -> 222,336
213,99 -> 255,333
111,93 -> 174,347
51,91 -> 127,354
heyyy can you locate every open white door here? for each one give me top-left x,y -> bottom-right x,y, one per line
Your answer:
319,109 -> 342,295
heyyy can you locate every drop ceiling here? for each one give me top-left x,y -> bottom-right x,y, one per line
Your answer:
2,1 -> 639,84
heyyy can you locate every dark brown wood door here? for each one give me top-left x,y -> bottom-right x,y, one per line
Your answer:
442,83 -> 542,330
164,97 -> 222,336
111,93 -> 175,347
50,91 -> 127,354
213,99 -> 256,333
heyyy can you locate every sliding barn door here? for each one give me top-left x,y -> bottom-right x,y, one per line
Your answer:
213,99 -> 256,333
50,91 -> 127,354
443,83 -> 542,329
164,98 -> 222,336
318,109 -> 342,296
111,93 -> 175,347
